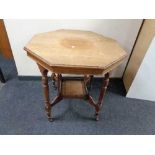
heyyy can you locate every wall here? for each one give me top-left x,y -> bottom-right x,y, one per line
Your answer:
127,37 -> 155,101
4,19 -> 142,77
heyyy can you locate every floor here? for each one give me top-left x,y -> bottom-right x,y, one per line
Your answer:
0,54 -> 155,135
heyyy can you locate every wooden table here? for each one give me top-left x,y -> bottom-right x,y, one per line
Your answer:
24,29 -> 127,121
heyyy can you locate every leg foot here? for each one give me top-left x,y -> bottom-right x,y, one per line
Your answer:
45,105 -> 52,121
95,112 -> 99,121
48,117 -> 53,122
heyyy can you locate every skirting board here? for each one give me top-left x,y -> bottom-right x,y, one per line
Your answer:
18,76 -> 126,96
18,76 -> 122,81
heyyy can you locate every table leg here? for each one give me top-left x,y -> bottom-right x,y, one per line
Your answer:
51,73 -> 57,89
51,74 -> 63,107
95,73 -> 109,121
84,75 -> 93,90
37,64 -> 52,122
89,75 -> 93,90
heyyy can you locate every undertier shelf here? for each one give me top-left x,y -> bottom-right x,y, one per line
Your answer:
62,80 -> 87,98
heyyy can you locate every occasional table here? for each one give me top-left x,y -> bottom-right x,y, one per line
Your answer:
24,29 -> 127,121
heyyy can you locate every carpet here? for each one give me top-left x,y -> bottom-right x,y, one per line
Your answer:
0,54 -> 155,135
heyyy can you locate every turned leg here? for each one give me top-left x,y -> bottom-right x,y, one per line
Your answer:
84,75 -> 93,90
89,75 -> 93,90
51,73 -> 57,89
51,74 -> 63,107
95,73 -> 109,121
37,64 -> 52,122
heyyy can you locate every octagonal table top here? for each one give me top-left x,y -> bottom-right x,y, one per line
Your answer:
24,29 -> 127,74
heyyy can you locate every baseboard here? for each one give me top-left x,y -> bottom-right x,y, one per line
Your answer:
18,75 -> 122,81
18,76 -> 42,81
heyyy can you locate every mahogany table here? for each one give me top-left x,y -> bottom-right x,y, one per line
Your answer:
24,29 -> 127,121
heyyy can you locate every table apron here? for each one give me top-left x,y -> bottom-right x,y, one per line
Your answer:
27,52 -> 103,75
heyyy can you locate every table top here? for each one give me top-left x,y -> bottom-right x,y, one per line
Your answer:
24,29 -> 127,74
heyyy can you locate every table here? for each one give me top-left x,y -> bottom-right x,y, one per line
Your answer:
24,29 -> 127,121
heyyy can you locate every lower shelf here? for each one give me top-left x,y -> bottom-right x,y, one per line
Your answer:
62,80 -> 87,98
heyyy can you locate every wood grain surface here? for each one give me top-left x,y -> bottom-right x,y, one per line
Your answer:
24,29 -> 127,73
